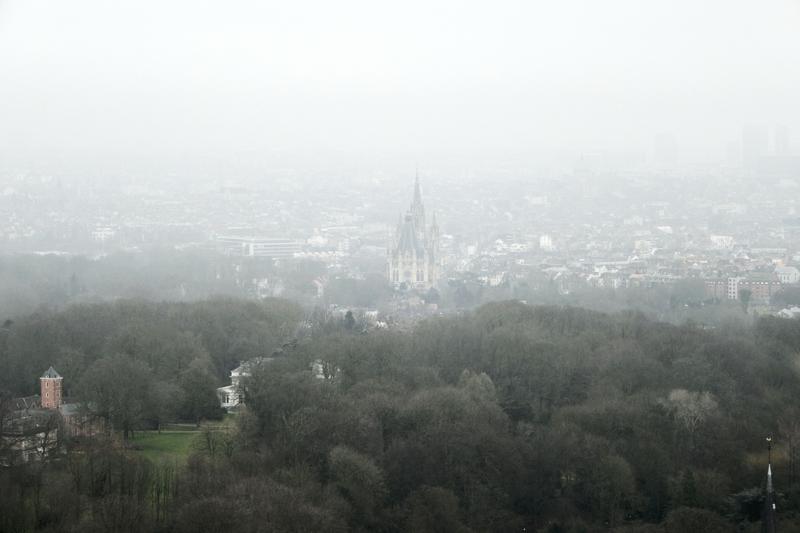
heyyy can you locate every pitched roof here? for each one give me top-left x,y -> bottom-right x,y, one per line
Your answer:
58,402 -> 81,416
231,356 -> 275,376
11,395 -> 41,411
397,215 -> 425,256
41,366 -> 62,379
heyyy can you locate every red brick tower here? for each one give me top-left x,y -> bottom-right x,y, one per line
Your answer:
40,366 -> 63,409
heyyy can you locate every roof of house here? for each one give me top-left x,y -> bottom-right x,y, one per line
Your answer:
41,367 -> 62,379
11,395 -> 41,411
231,356 -> 275,376
58,403 -> 81,417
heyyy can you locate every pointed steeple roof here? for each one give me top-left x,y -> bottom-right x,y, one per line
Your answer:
413,171 -> 423,206
397,213 -> 425,255
762,437 -> 776,533
41,366 -> 62,379
768,464 -> 774,494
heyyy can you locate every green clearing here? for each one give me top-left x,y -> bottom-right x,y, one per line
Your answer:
129,430 -> 199,464
127,417 -> 235,464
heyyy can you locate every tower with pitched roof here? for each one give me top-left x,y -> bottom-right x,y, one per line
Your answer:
40,366 -> 63,409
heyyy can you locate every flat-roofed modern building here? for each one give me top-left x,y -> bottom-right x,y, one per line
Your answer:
216,236 -> 300,258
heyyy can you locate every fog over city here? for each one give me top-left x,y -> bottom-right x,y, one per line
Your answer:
1,2 -> 800,532
1,0 -> 799,165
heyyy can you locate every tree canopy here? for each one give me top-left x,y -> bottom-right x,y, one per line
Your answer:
2,299 -> 798,531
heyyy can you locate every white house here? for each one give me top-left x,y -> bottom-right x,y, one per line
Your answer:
777,306 -> 800,318
217,356 -> 340,411
216,357 -> 273,411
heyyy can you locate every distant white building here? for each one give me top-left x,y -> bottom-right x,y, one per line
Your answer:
727,277 -> 745,300
217,355 -> 336,410
92,226 -> 116,242
539,235 -> 555,252
311,359 -> 339,381
710,235 -> 735,249
775,266 -> 800,284
216,236 -> 300,258
778,306 -> 800,318
216,358 -> 273,411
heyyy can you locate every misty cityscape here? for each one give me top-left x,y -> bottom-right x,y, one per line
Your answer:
1,1 -> 799,532
3,135 -> 800,324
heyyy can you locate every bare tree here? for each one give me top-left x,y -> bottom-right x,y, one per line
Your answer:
664,389 -> 718,435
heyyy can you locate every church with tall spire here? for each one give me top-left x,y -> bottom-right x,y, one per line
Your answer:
388,175 -> 440,290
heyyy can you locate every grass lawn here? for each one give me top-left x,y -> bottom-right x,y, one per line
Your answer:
129,430 -> 199,464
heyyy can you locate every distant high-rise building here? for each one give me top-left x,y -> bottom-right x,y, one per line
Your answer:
388,175 -> 440,290
752,125 -> 800,178
539,234 -> 555,252
775,124 -> 790,156
653,133 -> 677,166
742,124 -> 769,169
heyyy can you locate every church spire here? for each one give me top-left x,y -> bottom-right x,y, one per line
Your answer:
763,436 -> 776,533
410,173 -> 426,242
388,174 -> 439,290
413,171 -> 423,206
392,213 -> 402,245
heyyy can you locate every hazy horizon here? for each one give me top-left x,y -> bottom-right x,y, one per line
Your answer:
1,0 -> 799,169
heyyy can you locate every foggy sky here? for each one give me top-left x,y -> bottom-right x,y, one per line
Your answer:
1,0 -> 799,164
